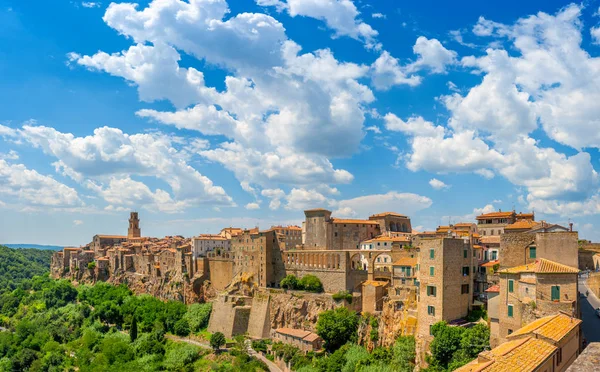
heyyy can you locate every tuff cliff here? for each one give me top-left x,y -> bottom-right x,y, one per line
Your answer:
358,296 -> 418,350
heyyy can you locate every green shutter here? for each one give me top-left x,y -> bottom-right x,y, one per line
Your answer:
430,249 -> 435,259
530,247 -> 536,259
551,286 -> 560,301
430,266 -> 434,276
508,280 -> 514,293
463,249 -> 467,258
508,305 -> 513,317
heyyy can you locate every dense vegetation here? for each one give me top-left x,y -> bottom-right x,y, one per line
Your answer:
279,274 -> 323,292
0,246 -> 267,371
0,245 -> 54,294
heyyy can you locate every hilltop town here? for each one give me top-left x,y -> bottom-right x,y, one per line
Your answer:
51,209 -> 596,371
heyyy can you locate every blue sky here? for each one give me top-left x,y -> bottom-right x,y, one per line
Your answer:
2,0 -> 600,246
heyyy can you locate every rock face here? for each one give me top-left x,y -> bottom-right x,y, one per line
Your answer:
268,291 -> 341,332
358,297 -> 418,350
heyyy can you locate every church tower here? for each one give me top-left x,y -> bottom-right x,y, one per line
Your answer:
128,212 -> 141,239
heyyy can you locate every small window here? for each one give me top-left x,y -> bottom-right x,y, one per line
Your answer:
463,249 -> 468,258
529,246 -> 537,259
427,285 -> 436,297
461,284 -> 469,294
508,280 -> 514,293
462,266 -> 470,276
551,286 -> 560,301
430,266 -> 435,276
428,306 -> 435,316
508,329 -> 513,335
430,249 -> 435,259
334,232 -> 338,237
508,304 -> 514,317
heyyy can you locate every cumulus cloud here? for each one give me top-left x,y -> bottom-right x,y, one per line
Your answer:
17,125 -> 234,211
370,51 -> 421,90
81,2 -> 100,8
245,202 -> 260,210
257,0 -> 380,49
73,219 -> 84,225
0,159 -> 83,208
429,178 -> 450,190
406,36 -> 458,74
334,191 -> 432,217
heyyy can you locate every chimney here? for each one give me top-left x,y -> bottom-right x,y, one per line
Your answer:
569,223 -> 573,232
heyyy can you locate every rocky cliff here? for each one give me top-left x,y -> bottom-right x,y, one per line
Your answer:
268,291 -> 342,331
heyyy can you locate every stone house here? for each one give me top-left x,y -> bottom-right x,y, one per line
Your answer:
495,258 -> 579,345
231,229 -> 285,288
191,234 -> 229,258
416,237 -> 474,344
270,225 -> 303,249
457,312 -> 581,372
271,328 -> 323,352
486,284 -> 501,347
91,234 -> 127,256
303,209 -> 380,250
500,231 -> 579,270
362,280 -> 389,313
368,212 -> 412,236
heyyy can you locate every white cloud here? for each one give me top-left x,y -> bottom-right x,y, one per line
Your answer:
261,188 -> 286,210
429,178 -> 450,190
365,126 -> 381,134
406,36 -> 457,74
0,124 -> 17,138
0,150 -> 19,160
334,191 -> 432,217
284,188 -> 333,210
74,219 -> 84,225
592,26 -> 600,44
81,2 -> 100,8
18,125 -> 234,210
257,0 -> 380,49
371,13 -> 386,19
384,114 -> 444,138
0,159 -> 83,208
245,202 -> 260,210
370,50 -> 421,90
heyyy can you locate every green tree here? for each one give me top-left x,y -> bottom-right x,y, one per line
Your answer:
210,332 -> 226,352
183,303 -> 212,332
460,324 -> 490,358
391,336 -> 416,372
316,307 -> 359,352
130,316 -> 138,342
174,318 -> 190,337
299,275 -> 323,293
280,274 -> 299,290
428,321 -> 465,369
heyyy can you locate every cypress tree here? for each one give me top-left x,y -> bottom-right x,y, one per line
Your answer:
130,315 -> 138,342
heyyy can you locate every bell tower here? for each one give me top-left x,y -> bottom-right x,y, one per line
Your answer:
128,211 -> 141,239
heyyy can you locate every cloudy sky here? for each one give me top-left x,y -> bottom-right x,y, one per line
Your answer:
2,0 -> 600,245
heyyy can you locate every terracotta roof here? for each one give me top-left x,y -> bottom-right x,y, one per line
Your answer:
454,222 -> 475,227
516,212 -> 535,219
195,235 -> 227,241
519,278 -> 537,285
271,225 -> 302,230
505,219 -> 540,230
63,247 -> 82,251
507,313 -> 581,342
486,285 -> 500,293
96,235 -> 127,239
302,333 -> 321,342
480,236 -> 500,244
362,235 -> 410,243
481,260 -> 500,267
275,328 -> 311,339
331,218 -> 379,225
476,211 -> 515,220
369,212 -> 408,218
304,208 -> 330,212
473,245 -> 483,249
392,257 -> 418,267
455,337 -> 557,372
499,259 -> 579,275
362,280 -> 389,287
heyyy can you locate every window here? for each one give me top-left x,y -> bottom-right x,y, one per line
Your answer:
557,348 -> 562,365
462,266 -> 470,276
529,246 -> 537,259
491,251 -> 498,260
461,284 -> 469,294
508,280 -> 514,293
430,266 -> 435,276
491,230 -> 494,235
334,232 -> 338,237
551,286 -> 560,301
463,249 -> 468,258
428,306 -> 435,316
430,249 -> 435,259
508,304 -> 514,317
508,329 -> 513,335
427,285 -> 437,297
429,325 -> 433,335
483,231 -> 486,236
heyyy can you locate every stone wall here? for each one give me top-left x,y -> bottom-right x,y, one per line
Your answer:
500,233 -> 535,269
247,293 -> 271,339
535,232 -> 579,269
208,259 -> 234,290
304,210 -> 332,249
207,295 -> 252,338
589,273 -> 600,298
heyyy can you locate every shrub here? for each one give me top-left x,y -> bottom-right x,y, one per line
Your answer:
87,261 -> 96,270
184,303 -> 212,333
210,332 -> 226,352
280,275 -> 299,290
332,291 -> 353,303
316,307 -> 359,352
173,318 -> 190,337
299,275 -> 323,293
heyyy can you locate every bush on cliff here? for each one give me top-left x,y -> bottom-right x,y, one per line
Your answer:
332,290 -> 353,303
316,307 -> 359,352
210,332 -> 226,352
298,275 -> 323,293
183,303 -> 212,333
280,274 -> 300,290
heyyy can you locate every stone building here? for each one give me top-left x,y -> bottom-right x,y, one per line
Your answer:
359,235 -> 410,271
231,228 -> 285,288
303,209 -> 380,250
368,212 -> 412,236
495,258 -> 579,345
486,284 -> 501,347
91,234 -> 127,256
362,280 -> 389,313
476,210 -> 534,237
219,227 -> 243,239
271,225 -> 303,249
457,313 -> 581,372
128,211 -> 141,239
416,237 -> 474,343
191,234 -> 229,258
271,328 -> 323,352
500,231 -> 579,270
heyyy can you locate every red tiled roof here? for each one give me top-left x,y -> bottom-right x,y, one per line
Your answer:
486,285 -> 500,293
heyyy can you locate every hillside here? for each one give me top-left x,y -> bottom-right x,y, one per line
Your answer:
3,243 -> 64,251
0,245 -> 54,294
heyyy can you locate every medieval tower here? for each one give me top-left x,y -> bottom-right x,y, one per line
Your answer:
128,211 -> 141,238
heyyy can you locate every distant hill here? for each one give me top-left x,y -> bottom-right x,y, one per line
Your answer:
0,245 -> 55,293
3,243 -> 64,251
